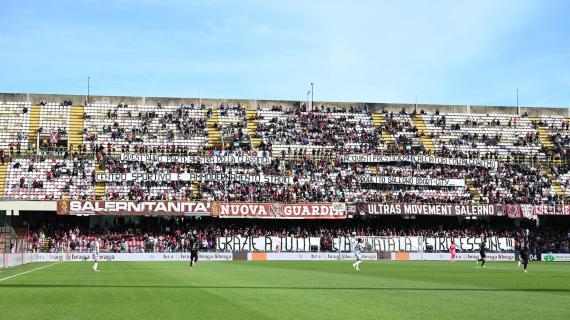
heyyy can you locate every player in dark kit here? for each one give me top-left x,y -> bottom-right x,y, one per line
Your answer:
189,231 -> 199,270
520,244 -> 530,273
476,239 -> 486,268
519,229 -> 531,273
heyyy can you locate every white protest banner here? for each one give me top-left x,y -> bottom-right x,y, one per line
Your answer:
120,153 -> 272,165
96,172 -> 293,184
356,176 -> 465,187
341,154 -> 498,168
216,236 -> 321,252
334,236 -> 514,252
423,236 -> 514,252
334,236 -> 423,252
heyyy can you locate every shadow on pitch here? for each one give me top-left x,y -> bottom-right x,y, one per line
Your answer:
0,284 -> 568,292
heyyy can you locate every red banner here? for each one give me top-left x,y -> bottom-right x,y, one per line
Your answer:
506,204 -> 536,219
505,205 -> 522,219
211,203 -> 347,219
54,201 -> 570,217
532,205 -> 570,216
357,203 -> 503,216
57,200 -> 211,216
358,203 -> 570,217
50,132 -> 59,144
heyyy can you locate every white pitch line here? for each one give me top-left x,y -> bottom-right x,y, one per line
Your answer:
0,262 -> 61,282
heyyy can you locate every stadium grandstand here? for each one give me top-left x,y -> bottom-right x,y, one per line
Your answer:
0,92 -> 568,258
1,93 -> 569,320
3,1 -> 570,319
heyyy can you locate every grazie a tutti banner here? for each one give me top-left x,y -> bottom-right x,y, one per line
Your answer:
211,202 -> 348,219
216,236 -> 321,252
341,154 -> 498,168
57,200 -> 211,216
358,203 -> 503,216
120,153 -> 273,165
96,172 -> 293,184
356,176 -> 465,187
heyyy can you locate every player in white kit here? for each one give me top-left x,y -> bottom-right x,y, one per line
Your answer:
352,238 -> 363,270
92,237 -> 100,272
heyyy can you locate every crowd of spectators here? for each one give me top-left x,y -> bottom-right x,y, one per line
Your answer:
95,146 -> 561,205
25,218 -> 570,254
3,145 -> 561,204
97,151 -> 482,203
1,101 -> 569,205
470,164 -> 560,204
6,154 -> 95,200
256,109 -> 381,151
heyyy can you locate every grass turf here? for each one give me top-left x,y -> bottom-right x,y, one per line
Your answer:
0,260 -> 569,320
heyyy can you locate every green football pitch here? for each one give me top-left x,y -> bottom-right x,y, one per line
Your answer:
0,261 -> 569,320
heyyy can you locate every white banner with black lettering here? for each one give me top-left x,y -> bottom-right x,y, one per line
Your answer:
334,236 -> 514,252
333,236 -> 422,252
121,153 -> 273,165
423,236 -> 514,252
216,236 -> 321,252
341,154 -> 498,168
96,172 -> 293,184
356,176 -> 465,187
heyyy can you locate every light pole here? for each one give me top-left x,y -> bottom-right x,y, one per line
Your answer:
87,76 -> 91,106
310,82 -> 314,111
516,88 -> 519,116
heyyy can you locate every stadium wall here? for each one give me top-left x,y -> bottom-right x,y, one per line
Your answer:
0,201 -> 57,213
3,252 -> 529,268
6,252 -> 570,268
1,92 -> 568,116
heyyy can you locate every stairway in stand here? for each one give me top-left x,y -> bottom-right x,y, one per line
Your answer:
528,117 -> 562,165
95,168 -> 106,199
410,115 -> 435,154
42,238 -> 50,252
28,105 -> 41,147
465,177 -> 481,203
371,113 -> 396,147
536,126 -> 555,149
69,105 -> 85,152
0,163 -> 8,199
191,182 -> 200,198
206,109 -> 221,147
369,166 -> 378,174
539,164 -> 566,200
246,109 -> 262,148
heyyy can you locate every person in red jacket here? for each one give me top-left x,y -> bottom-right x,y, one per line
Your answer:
450,241 -> 457,262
